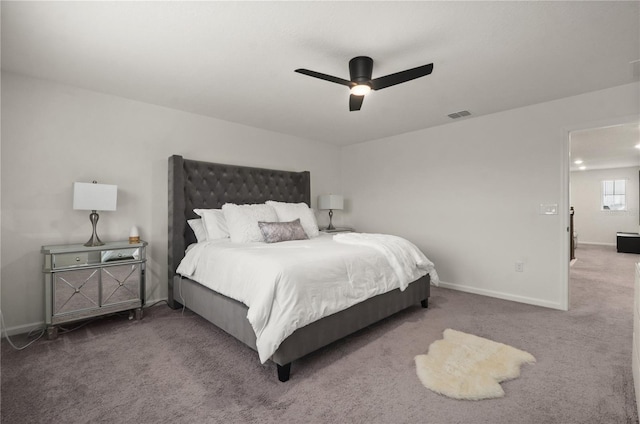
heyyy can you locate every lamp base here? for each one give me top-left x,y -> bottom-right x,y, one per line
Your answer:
84,236 -> 104,247
327,209 -> 335,230
84,211 -> 105,247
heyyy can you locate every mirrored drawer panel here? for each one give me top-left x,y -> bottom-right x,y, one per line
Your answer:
101,248 -> 140,263
53,268 -> 100,316
52,252 -> 100,269
50,248 -> 141,269
101,264 -> 141,306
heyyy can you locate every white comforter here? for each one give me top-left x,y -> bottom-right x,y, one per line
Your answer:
176,233 -> 437,363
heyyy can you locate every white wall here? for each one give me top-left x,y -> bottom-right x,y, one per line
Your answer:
341,82 -> 639,310
2,73 -> 638,333
0,72 -> 342,334
571,166 -> 640,245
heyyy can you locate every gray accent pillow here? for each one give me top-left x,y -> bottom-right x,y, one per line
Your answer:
258,219 -> 309,243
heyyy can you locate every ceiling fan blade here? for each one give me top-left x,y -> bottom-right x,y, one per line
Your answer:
370,63 -> 434,90
295,69 -> 353,87
349,94 -> 365,111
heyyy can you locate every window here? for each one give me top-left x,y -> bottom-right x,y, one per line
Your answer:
602,179 -> 626,211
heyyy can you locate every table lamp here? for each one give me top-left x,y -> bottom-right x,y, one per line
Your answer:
73,181 -> 118,246
318,194 -> 343,230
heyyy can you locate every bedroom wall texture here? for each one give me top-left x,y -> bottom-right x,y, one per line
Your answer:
341,82 -> 639,310
0,71 -> 342,335
571,166 -> 640,245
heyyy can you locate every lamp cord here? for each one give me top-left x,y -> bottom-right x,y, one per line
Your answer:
0,310 -> 45,351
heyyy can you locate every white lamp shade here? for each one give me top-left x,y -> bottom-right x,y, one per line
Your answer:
73,182 -> 117,211
318,194 -> 344,210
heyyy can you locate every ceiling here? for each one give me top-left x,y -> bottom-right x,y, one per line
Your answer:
570,123 -> 640,172
1,1 -> 639,146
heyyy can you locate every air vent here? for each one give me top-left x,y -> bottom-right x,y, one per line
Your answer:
448,110 -> 471,119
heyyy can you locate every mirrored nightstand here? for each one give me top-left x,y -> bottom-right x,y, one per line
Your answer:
321,227 -> 355,234
42,240 -> 147,339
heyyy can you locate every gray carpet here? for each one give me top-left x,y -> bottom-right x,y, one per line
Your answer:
2,244 -> 638,423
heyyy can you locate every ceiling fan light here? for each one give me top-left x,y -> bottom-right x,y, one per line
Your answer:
350,84 -> 371,96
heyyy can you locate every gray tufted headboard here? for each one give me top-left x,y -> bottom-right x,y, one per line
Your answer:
168,155 -> 311,304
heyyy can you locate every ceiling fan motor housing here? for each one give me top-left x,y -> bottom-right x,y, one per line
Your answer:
349,56 -> 373,84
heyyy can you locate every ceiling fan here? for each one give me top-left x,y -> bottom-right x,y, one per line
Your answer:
295,56 -> 434,111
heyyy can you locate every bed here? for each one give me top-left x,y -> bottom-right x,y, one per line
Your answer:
167,155 -> 432,381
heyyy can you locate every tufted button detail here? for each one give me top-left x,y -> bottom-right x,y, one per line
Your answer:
178,158 -> 310,247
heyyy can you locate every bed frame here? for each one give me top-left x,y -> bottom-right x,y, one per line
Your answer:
167,155 -> 430,381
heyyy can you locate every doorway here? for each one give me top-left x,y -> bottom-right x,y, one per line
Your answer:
567,120 -> 640,308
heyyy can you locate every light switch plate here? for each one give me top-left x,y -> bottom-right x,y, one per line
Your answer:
539,204 -> 558,215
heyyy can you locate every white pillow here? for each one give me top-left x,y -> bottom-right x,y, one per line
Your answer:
193,209 -> 229,240
187,218 -> 208,243
222,203 -> 278,243
266,201 -> 320,238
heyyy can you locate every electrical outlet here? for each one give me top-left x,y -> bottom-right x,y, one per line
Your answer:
515,261 -> 524,272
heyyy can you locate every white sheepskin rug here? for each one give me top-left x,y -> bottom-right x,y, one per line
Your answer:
415,329 -> 536,400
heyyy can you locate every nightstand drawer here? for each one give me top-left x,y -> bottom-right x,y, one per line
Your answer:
52,252 -> 101,269
101,248 -> 140,263
49,248 -> 141,269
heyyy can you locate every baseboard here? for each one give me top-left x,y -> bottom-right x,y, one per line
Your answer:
1,297 -> 169,339
1,320 -> 45,338
579,241 -> 616,247
437,281 -> 566,311
143,297 -> 169,309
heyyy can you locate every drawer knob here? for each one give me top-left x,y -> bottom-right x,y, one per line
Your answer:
75,257 -> 80,262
